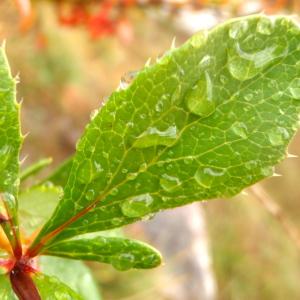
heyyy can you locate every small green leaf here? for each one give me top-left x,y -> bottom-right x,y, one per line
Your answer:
42,236 -> 162,270
19,185 -> 62,236
20,157 -> 52,182
0,275 -> 17,299
39,256 -> 101,300
33,273 -> 83,300
28,15 -> 300,253
0,44 -> 22,254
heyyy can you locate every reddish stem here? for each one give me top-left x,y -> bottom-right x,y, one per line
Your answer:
9,259 -> 40,300
27,194 -> 105,257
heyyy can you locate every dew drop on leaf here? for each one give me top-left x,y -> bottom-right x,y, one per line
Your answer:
194,167 -> 225,188
133,126 -> 177,148
287,79 -> 300,100
185,71 -> 215,117
112,253 -> 135,271
199,55 -> 212,68
231,122 -> 248,138
159,174 -> 181,192
228,20 -> 249,40
228,41 -> 287,81
267,127 -> 288,146
85,189 -> 95,201
126,172 -> 138,181
0,144 -> 11,170
256,18 -> 273,35
121,193 -> 153,217
261,166 -> 274,177
77,160 -> 93,184
190,30 -> 208,48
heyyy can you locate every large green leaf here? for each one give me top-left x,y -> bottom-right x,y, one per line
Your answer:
0,44 -> 22,254
28,15 -> 300,254
39,256 -> 101,300
42,236 -> 162,270
33,273 -> 83,299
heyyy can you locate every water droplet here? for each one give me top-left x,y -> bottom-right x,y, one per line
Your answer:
220,75 -> 227,85
268,129 -> 283,146
160,174 -> 181,192
119,71 -> 138,90
190,30 -> 208,48
229,20 -> 249,40
111,188 -> 119,196
0,145 -> 11,170
261,166 -> 274,177
112,253 -> 135,271
94,161 -> 103,173
184,158 -> 190,165
228,41 -> 287,81
245,93 -> 253,101
287,78 -> 300,99
256,18 -> 273,35
194,167 -> 225,188
185,71 -> 215,117
77,160 -> 93,184
126,172 -> 138,181
231,122 -> 248,138
171,84 -> 183,104
133,125 -> 177,148
200,55 -> 212,68
155,101 -> 164,112
111,218 -> 122,226
121,193 -> 153,217
86,189 -> 95,201
122,168 -> 128,174
90,109 -> 99,121
139,163 -> 147,172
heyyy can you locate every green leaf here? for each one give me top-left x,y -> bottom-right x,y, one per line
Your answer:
28,15 -> 300,253
0,44 -> 22,254
20,157 -> 52,182
39,256 -> 101,300
0,269 -> 84,300
33,273 -> 83,300
19,185 -> 62,236
0,275 -> 17,299
41,236 -> 162,271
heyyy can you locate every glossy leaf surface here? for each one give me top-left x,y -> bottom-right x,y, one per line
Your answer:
29,15 -> 300,253
42,236 -> 162,270
0,45 -> 22,254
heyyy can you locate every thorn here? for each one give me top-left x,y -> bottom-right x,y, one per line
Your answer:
273,172 -> 282,177
241,191 -> 248,196
22,132 -> 30,139
18,98 -> 24,106
287,153 -> 298,158
20,155 -> 28,165
170,37 -> 176,49
144,57 -> 151,67
14,73 -> 20,84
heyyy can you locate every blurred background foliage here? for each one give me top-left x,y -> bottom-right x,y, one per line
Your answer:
1,0 -> 300,299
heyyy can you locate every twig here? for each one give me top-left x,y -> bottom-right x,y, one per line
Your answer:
249,184 -> 300,251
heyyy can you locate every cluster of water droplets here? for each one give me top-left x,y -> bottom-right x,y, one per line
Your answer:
120,193 -> 153,218
194,166 -> 226,188
227,18 -> 287,81
133,125 -> 178,148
